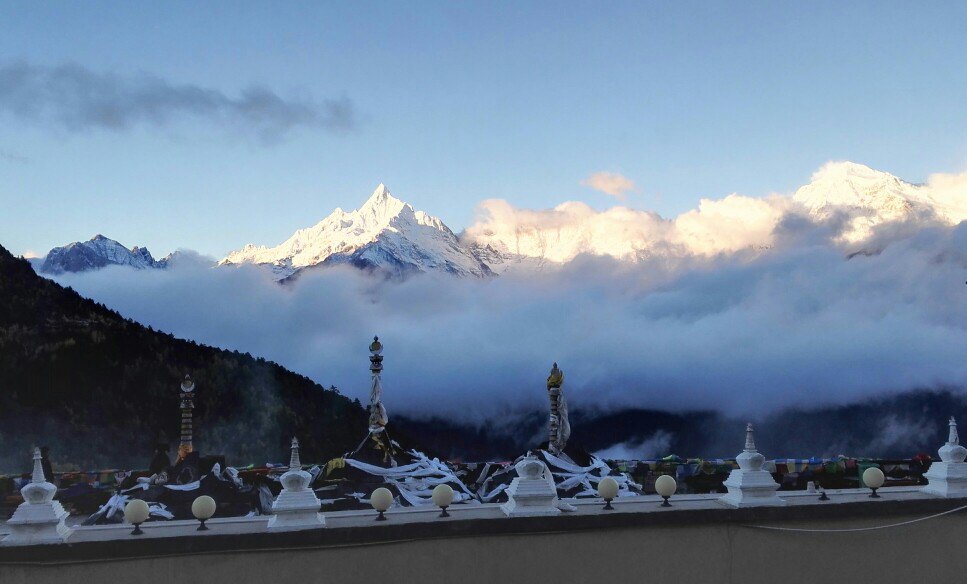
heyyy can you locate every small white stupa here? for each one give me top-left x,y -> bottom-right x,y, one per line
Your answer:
2,448 -> 73,545
719,423 -> 785,508
267,438 -> 326,529
922,416 -> 967,498
501,453 -> 561,517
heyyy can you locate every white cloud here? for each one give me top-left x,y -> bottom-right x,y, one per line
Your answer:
594,431 -> 674,461
671,194 -> 791,255
581,171 -> 637,199
465,199 -> 671,263
465,193 -> 790,264
925,169 -> 967,223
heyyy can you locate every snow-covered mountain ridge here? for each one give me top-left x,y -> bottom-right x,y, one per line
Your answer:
219,184 -> 492,279
40,235 -> 168,274
791,161 -> 958,243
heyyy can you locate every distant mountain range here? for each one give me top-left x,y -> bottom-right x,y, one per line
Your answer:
36,162 -> 965,279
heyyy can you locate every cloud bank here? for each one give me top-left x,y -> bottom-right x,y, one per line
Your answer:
51,214 -> 967,427
468,162 -> 967,267
0,62 -> 355,142
466,193 -> 791,264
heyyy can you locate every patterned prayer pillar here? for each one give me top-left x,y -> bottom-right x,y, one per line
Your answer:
178,375 -> 196,461
546,363 -> 566,454
368,336 -> 388,433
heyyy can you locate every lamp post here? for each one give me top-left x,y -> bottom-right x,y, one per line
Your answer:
124,500 -> 150,535
597,477 -> 619,510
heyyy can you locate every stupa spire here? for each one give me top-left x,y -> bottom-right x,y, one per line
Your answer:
948,416 -> 960,446
744,422 -> 757,452
30,447 -> 45,484
289,437 -> 302,469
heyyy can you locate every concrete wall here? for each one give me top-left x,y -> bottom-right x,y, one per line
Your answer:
2,510 -> 964,584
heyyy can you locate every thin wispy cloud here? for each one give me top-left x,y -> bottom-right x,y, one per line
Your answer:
0,148 -> 28,164
0,62 -> 356,143
581,171 -> 637,200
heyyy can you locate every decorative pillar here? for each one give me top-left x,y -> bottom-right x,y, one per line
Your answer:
368,336 -> 388,433
500,453 -> 561,517
2,448 -> 73,545
178,375 -> 195,461
922,416 -> 967,498
719,423 -> 785,508
268,437 -> 325,529
546,363 -> 569,455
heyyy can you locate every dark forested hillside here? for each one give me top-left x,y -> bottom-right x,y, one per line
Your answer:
0,245 -> 368,473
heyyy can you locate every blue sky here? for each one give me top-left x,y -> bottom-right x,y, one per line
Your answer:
2,1 -> 966,258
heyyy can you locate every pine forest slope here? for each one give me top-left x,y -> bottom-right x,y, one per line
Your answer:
0,244 -> 368,473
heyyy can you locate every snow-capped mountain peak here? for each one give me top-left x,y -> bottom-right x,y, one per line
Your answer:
41,235 -> 167,274
220,184 -> 492,280
791,161 -> 945,243
794,161 -> 922,214
358,183 -> 404,221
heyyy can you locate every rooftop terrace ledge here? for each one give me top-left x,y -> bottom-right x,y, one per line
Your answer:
1,487 -> 964,565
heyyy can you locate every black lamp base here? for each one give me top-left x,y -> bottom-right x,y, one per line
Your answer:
439,507 -> 450,518
819,491 -> 829,501
130,523 -> 144,536
197,520 -> 209,531
376,511 -> 387,521
870,488 -> 881,498
661,496 -> 671,507
603,499 -> 614,510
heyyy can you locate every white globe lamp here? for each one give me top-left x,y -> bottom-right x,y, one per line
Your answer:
124,499 -> 150,535
863,467 -> 885,498
598,477 -> 619,510
192,495 -> 216,530
371,487 -> 393,521
431,484 -> 455,518
655,474 -> 677,507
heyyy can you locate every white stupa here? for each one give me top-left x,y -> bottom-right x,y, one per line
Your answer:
2,448 -> 73,545
922,416 -> 967,498
501,453 -> 561,517
267,438 -> 326,529
719,423 -> 785,508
